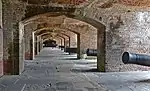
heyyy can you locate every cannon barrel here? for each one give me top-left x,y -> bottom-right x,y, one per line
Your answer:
122,52 -> 150,66
59,46 -> 64,48
86,49 -> 97,56
65,48 -> 77,53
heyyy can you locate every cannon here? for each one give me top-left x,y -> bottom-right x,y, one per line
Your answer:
65,48 -> 77,53
86,49 -> 97,56
59,46 -> 64,48
122,52 -> 150,66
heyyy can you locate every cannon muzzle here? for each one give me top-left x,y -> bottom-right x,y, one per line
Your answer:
122,52 -> 150,66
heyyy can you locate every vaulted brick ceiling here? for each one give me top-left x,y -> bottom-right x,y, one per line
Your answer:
119,0 -> 150,6
20,0 -> 150,7
21,0 -> 87,5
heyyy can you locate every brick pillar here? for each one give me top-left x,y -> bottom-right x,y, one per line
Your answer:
70,33 -> 77,48
36,36 -> 40,54
97,27 -> 106,72
0,28 -> 3,76
32,32 -> 35,59
63,38 -> 66,51
0,0 -> 3,76
55,38 -> 61,46
34,36 -> 38,55
40,38 -> 43,51
68,37 -> 70,47
2,0 -> 26,75
77,34 -> 80,59
61,39 -> 63,46
3,25 -> 22,75
29,39 -> 33,60
60,38 -> 64,50
24,28 -> 32,60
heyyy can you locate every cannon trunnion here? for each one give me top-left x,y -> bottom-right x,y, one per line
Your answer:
122,52 -> 150,66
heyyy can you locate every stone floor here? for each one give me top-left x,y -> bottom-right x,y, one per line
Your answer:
0,47 -> 150,91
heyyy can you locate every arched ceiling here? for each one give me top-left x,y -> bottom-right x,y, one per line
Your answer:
34,27 -> 79,35
20,0 -> 150,6
20,0 -> 88,5
94,0 -> 150,9
42,33 -> 66,40
43,37 -> 62,42
21,12 -> 104,30
40,31 -> 70,39
118,0 -> 150,6
23,15 -> 91,27
24,15 -> 94,36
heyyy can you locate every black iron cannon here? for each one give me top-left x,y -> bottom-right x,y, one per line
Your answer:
86,49 -> 97,56
65,48 -> 77,53
59,46 -> 64,48
122,52 -> 150,66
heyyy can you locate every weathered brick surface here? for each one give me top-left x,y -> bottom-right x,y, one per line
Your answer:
3,0 -> 150,73
65,24 -> 97,58
66,31 -> 77,48
54,37 -> 61,46
3,60 -> 12,75
24,25 -> 32,60
2,1 -> 26,74
0,29 -> 3,75
77,1 -> 150,71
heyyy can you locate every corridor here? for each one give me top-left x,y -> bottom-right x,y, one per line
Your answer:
0,47 -> 150,91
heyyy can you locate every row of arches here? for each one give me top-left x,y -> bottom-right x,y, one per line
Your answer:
4,10 -> 104,75
1,0 -> 150,76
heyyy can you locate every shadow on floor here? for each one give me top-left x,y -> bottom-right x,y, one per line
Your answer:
61,53 -> 70,55
135,79 -> 150,83
61,58 -> 78,60
85,58 -> 97,60
71,68 -> 99,73
73,62 -> 96,65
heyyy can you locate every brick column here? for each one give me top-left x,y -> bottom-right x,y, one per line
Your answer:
36,36 -> 40,54
77,34 -> 80,59
2,1 -> 26,75
24,27 -> 32,60
0,28 -> 3,76
70,33 -> 77,48
97,27 -> 106,72
0,0 -> 3,76
40,38 -> 43,51
34,35 -> 38,55
68,37 -> 70,47
32,32 -> 35,59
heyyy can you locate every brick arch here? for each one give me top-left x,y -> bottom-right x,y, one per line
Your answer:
118,0 -> 150,6
20,11 -> 106,72
37,31 -> 71,47
21,12 -> 105,31
34,27 -> 80,35
35,27 -> 78,48
52,37 -> 63,46
42,34 -> 66,47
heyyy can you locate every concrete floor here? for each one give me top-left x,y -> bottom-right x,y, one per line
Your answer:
0,47 -> 150,91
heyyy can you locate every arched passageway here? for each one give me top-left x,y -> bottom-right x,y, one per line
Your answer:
2,1 -> 150,91
1,10 -> 105,73
17,13 -> 106,75
5,0 -> 150,76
